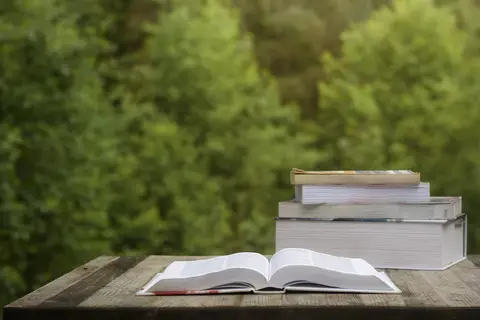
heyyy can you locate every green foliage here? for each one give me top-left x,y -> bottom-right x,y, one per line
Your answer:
0,0 -> 120,307
103,100 -> 169,256
4,0 -> 480,314
318,0 -> 480,250
435,0 -> 480,54
128,0 -> 317,254
235,0 -> 391,117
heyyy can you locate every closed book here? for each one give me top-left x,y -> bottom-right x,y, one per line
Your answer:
295,183 -> 430,204
278,197 -> 461,220
275,214 -> 467,270
290,168 -> 420,185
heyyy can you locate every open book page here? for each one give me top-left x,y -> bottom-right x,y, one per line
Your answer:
145,252 -> 269,292
268,248 -> 396,292
269,248 -> 368,276
163,253 -> 269,279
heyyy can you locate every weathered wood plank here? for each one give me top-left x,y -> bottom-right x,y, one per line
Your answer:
239,294 -> 285,307
358,292 -> 406,306
289,293 -> 364,306
37,256 -> 145,308
386,269 -> 446,306
79,255 -> 243,308
4,255 -> 480,320
420,260 -> 480,307
451,257 -> 480,301
78,255 -> 480,308
6,256 -> 118,308
240,292 -> 363,307
471,255 -> 480,267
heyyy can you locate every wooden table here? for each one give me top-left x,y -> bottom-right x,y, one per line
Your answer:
3,255 -> 480,320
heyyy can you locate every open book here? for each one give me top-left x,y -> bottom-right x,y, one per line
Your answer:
136,248 -> 401,295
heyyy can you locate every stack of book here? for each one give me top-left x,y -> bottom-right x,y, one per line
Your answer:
275,168 -> 467,270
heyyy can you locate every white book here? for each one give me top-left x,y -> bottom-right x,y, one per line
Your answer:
136,248 -> 401,295
275,215 -> 467,270
279,197 -> 462,220
295,183 -> 431,204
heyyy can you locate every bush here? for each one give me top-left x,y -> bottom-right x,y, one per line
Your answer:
317,0 -> 480,250
0,0 -> 120,305
126,0 -> 317,254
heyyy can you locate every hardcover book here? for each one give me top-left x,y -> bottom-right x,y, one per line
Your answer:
279,197 -> 462,220
295,183 -> 430,204
290,168 -> 420,185
275,215 -> 467,270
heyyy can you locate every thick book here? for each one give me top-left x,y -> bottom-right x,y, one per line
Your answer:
279,197 -> 462,220
275,215 -> 467,270
295,183 -> 430,204
290,168 -> 420,185
136,248 -> 401,295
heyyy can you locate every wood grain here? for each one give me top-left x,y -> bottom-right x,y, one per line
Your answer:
38,256 -> 145,307
471,256 -> 480,267
4,255 -> 480,320
241,292 -> 363,307
450,258 -> 480,300
386,268 -> 447,306
6,256 -> 118,308
420,260 -> 480,306
79,255 -> 244,308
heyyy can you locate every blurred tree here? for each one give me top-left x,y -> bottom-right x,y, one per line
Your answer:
317,0 -> 480,251
0,0 -> 120,307
128,0 -> 318,254
234,0 -> 391,118
435,0 -> 480,54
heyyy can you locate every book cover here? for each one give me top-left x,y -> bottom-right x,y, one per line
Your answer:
290,168 -> 420,185
292,168 -> 417,175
